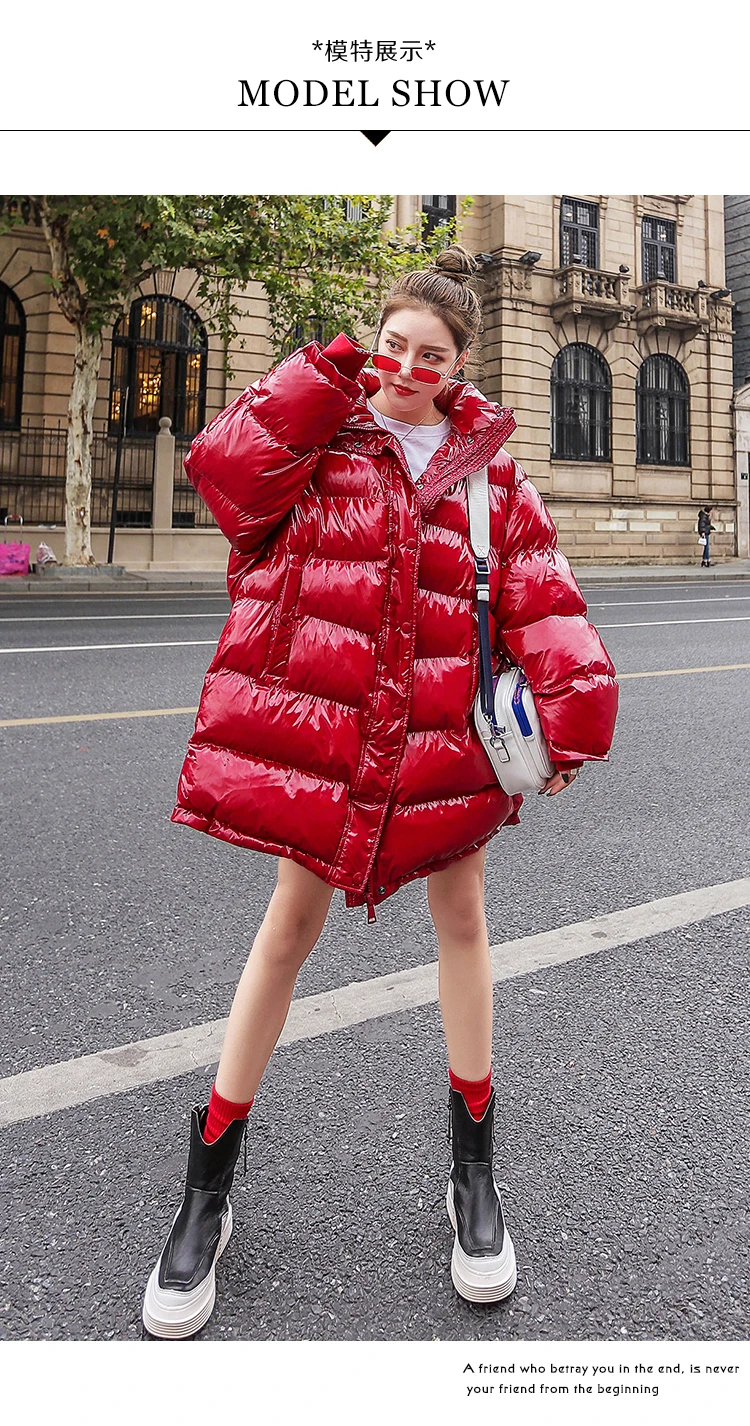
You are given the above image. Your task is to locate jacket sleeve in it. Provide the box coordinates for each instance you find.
[492,461,619,766]
[184,333,369,560]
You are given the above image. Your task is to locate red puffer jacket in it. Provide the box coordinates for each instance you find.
[172,333,618,921]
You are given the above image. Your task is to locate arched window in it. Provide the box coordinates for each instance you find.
[0,283,26,430]
[636,355,689,465]
[280,317,336,359]
[109,295,207,436]
[551,344,611,461]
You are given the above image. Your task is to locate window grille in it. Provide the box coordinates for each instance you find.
[636,354,689,465]
[560,196,599,268]
[109,295,207,437]
[0,283,25,430]
[421,195,457,238]
[280,318,338,358]
[344,199,364,222]
[642,216,677,284]
[551,343,611,461]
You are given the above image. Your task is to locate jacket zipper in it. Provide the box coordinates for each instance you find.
[359,470,424,923]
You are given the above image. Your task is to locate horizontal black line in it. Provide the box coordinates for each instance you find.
[2,127,749,134]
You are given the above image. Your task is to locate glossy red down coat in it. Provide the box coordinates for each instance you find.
[171,333,619,918]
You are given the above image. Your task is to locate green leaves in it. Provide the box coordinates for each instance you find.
[1,193,471,356]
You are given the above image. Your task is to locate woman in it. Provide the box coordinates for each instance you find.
[142,246,619,1339]
[698,505,716,567]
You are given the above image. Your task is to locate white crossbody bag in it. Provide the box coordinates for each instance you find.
[467,466,555,795]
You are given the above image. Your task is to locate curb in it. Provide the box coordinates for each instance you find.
[0,573,228,595]
[574,565,750,587]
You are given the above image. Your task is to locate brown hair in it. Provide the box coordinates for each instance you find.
[379,244,482,356]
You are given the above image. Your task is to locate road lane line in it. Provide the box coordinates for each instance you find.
[579,580,750,592]
[0,612,227,623]
[618,662,750,679]
[0,593,228,604]
[0,707,200,728]
[0,599,745,625]
[1,876,748,1127]
[3,662,750,728]
[0,639,218,654]
[597,616,750,629]
[589,596,750,608]
[3,599,744,623]
[3,620,750,654]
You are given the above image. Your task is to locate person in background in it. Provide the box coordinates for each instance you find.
[698,505,716,567]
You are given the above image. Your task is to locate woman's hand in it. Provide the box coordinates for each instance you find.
[538,767,582,797]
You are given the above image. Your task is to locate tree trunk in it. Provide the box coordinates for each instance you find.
[64,324,103,565]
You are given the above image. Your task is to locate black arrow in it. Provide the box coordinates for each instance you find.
[361,130,390,146]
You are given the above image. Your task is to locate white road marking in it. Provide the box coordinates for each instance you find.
[0,612,227,623]
[2,617,749,654]
[0,592,228,603]
[589,596,750,609]
[1,876,748,1127]
[1,597,738,624]
[579,580,750,593]
[0,639,218,654]
[597,616,750,629]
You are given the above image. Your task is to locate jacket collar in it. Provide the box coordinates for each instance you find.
[345,371,517,511]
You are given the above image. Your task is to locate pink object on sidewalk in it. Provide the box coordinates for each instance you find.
[0,541,31,576]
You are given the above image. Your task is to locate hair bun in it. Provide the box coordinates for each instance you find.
[432,244,478,285]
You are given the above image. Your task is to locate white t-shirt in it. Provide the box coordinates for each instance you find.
[367,398,451,482]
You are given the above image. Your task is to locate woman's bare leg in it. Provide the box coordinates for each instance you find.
[214,858,335,1102]
[427,846,493,1080]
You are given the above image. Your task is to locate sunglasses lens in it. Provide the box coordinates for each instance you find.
[371,353,447,385]
[411,367,443,385]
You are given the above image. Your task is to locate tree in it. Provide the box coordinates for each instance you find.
[0,196,467,565]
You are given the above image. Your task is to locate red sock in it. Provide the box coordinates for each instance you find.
[449,1067,492,1122]
[204,1085,254,1144]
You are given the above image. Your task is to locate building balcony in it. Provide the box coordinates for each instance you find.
[550,266,635,329]
[634,281,709,334]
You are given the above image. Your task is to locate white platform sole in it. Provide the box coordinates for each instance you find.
[446,1176,517,1303]
[142,1200,233,1340]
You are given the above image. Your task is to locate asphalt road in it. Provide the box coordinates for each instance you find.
[0,578,749,1343]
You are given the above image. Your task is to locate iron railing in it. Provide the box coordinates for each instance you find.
[0,422,155,527]
[172,437,217,528]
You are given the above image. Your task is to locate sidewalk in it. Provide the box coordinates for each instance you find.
[1,559,750,595]
[0,568,229,594]
[572,558,750,586]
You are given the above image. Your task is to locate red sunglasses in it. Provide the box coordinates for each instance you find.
[369,351,459,386]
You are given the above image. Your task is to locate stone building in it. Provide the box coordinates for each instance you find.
[724,196,750,556]
[0,195,738,568]
[725,196,750,389]
[454,195,736,566]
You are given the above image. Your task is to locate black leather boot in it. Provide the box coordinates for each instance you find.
[142,1105,246,1339]
[446,1087,517,1303]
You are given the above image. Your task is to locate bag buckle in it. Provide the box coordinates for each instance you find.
[474,555,490,602]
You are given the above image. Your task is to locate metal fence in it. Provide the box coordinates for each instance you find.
[172,437,217,528]
[0,422,155,527]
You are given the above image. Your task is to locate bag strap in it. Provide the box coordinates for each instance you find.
[466,466,500,735]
